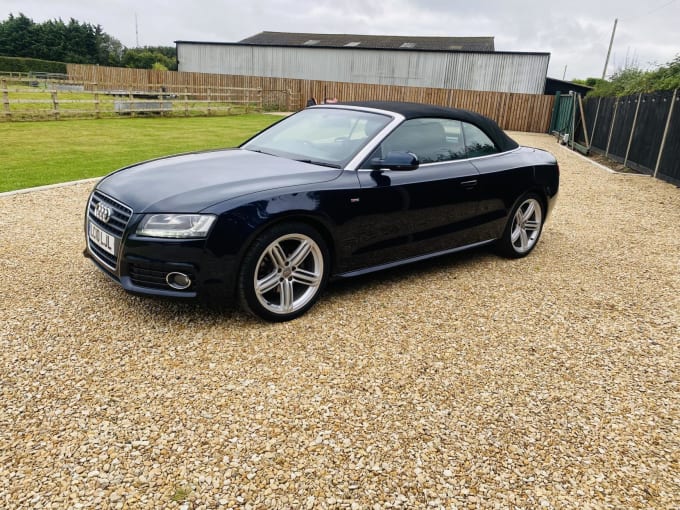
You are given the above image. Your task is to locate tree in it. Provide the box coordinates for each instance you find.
[0,13,36,57]
[96,28,124,67]
[0,13,177,70]
[0,13,126,67]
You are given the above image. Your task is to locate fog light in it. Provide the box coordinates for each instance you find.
[166,272,192,290]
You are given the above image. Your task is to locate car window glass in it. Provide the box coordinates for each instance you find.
[375,118,467,165]
[243,108,391,166]
[462,122,499,157]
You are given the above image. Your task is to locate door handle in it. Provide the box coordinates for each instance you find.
[460,179,478,189]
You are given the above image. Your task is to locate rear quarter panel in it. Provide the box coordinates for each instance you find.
[470,147,558,239]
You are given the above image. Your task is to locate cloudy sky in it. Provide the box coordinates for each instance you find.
[2,0,678,80]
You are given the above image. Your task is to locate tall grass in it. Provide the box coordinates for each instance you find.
[0,115,280,192]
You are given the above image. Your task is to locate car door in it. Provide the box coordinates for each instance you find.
[340,118,485,272]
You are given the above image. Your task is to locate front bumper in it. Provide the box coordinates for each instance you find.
[84,247,200,298]
[84,189,242,302]
[84,231,238,302]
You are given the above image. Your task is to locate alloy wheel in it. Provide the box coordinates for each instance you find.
[510,197,543,254]
[253,233,324,315]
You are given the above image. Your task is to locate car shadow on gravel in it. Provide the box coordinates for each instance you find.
[134,295,256,324]
[89,278,257,325]
[323,245,494,300]
[90,245,496,324]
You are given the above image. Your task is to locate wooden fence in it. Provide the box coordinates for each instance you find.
[573,90,680,186]
[68,64,555,133]
[0,77,264,121]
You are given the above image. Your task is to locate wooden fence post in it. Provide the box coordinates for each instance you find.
[548,91,561,133]
[605,99,619,157]
[623,93,642,168]
[159,87,166,116]
[51,89,60,120]
[94,82,100,118]
[654,88,678,179]
[286,88,291,112]
[207,88,212,116]
[569,93,576,150]
[1,79,10,119]
[184,87,189,116]
[578,94,590,148]
[588,97,602,150]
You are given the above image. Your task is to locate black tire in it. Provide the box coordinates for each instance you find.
[497,193,545,259]
[237,222,329,322]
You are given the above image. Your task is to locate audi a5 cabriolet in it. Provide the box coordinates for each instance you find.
[84,101,559,321]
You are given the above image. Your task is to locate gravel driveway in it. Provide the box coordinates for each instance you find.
[1,133,678,509]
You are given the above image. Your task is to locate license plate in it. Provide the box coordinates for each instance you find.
[89,222,116,256]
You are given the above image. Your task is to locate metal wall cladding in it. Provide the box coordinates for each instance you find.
[177,44,549,95]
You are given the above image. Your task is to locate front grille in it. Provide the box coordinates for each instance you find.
[129,262,195,291]
[87,190,133,272]
[88,191,133,236]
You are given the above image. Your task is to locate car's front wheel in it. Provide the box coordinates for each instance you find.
[497,193,545,258]
[238,223,329,321]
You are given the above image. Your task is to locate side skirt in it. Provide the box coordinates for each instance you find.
[334,239,497,279]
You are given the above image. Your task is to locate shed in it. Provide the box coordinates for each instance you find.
[176,38,550,95]
[545,77,593,96]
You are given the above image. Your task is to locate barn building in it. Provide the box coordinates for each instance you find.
[176,31,551,95]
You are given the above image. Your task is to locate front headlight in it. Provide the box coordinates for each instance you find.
[136,214,216,239]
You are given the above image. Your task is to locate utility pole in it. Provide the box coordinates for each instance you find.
[562,65,567,80]
[602,18,618,79]
[135,13,139,47]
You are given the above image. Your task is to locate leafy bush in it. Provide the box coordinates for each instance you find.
[586,55,680,97]
[122,48,176,71]
[0,55,66,73]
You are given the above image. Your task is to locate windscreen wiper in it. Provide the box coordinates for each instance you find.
[247,148,278,157]
[295,159,342,169]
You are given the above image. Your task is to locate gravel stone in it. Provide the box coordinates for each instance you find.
[0,133,678,509]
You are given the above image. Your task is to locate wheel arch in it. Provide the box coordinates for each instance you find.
[508,185,549,220]
[232,211,337,295]
[529,186,549,215]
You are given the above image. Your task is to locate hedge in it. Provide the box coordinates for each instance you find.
[0,56,67,74]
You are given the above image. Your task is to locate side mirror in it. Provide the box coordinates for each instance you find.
[370,151,419,171]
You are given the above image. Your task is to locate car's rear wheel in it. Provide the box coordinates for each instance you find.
[498,193,544,258]
[238,223,329,322]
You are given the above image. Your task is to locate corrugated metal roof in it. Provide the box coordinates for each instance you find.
[237,31,495,51]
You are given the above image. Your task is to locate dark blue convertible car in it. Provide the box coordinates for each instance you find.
[85,101,559,321]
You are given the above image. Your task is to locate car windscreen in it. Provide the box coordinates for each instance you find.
[241,108,393,168]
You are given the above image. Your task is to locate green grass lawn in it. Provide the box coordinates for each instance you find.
[0,115,280,192]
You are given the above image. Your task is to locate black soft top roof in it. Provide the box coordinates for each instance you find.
[340,101,519,152]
